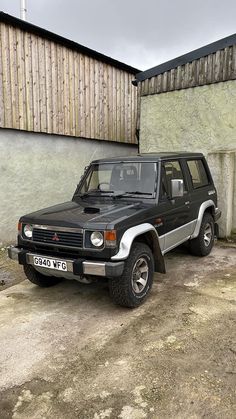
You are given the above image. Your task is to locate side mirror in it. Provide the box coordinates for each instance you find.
[171,179,184,198]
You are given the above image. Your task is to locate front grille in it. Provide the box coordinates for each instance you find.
[32,228,83,248]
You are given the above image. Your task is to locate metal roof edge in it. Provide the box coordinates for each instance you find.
[0,11,140,74]
[135,33,236,82]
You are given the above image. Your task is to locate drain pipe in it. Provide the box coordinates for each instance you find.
[20,0,27,21]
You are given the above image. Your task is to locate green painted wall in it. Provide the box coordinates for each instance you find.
[140,80,236,237]
[140,81,236,155]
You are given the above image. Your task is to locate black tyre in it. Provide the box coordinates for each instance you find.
[23,265,62,287]
[109,242,154,308]
[189,213,214,256]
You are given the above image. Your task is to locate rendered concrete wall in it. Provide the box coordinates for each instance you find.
[233,153,236,234]
[140,80,236,237]
[207,152,235,237]
[0,129,137,244]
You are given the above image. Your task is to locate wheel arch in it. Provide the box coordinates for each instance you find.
[111,223,166,274]
[191,200,215,239]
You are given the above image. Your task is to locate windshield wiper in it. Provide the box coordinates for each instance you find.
[75,190,115,199]
[114,191,153,197]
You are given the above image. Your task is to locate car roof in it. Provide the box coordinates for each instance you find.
[92,152,204,164]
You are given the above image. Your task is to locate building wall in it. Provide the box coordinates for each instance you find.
[0,21,138,144]
[139,45,236,96]
[140,80,236,236]
[0,129,137,244]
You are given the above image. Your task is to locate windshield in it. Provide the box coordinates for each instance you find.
[77,162,157,198]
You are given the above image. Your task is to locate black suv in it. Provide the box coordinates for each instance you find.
[8,153,221,307]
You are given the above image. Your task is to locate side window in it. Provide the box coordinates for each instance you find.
[161,160,186,198]
[187,160,209,189]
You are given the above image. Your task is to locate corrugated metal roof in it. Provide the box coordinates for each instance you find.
[0,11,140,74]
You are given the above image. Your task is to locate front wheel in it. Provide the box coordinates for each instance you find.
[189,213,214,256]
[109,243,154,308]
[24,265,62,287]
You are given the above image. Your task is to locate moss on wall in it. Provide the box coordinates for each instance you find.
[140,81,236,155]
[140,80,236,236]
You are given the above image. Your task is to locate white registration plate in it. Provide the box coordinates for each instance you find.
[33,256,68,272]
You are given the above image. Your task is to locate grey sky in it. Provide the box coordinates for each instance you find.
[1,0,236,70]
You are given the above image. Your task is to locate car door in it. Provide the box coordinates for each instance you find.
[158,159,193,253]
[184,158,215,221]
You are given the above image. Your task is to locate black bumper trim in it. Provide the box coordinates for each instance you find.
[8,247,124,278]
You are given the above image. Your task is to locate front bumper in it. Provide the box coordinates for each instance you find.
[8,246,124,278]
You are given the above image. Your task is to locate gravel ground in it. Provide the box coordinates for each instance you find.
[0,243,236,419]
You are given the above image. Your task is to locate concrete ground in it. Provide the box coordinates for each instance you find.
[0,243,235,419]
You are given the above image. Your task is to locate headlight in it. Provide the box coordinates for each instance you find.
[90,231,103,247]
[24,224,33,239]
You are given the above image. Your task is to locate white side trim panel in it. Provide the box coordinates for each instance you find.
[161,219,197,254]
[111,223,160,261]
[190,200,215,239]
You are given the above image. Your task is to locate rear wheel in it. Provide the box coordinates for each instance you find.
[24,265,62,287]
[189,213,214,256]
[109,242,154,308]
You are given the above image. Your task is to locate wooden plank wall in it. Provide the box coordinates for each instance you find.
[140,45,236,96]
[0,22,138,144]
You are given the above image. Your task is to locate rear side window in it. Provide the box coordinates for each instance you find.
[187,160,209,189]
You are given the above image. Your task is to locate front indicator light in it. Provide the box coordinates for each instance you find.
[24,224,33,239]
[18,222,22,233]
[105,230,117,248]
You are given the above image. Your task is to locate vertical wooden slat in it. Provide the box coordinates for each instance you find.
[156,74,162,93]
[94,58,100,139]
[99,61,105,140]
[89,57,95,139]
[16,28,26,130]
[78,54,85,138]
[38,37,47,131]
[231,45,236,78]
[116,69,121,141]
[175,66,182,90]
[0,23,5,127]
[62,46,70,135]
[31,35,40,132]
[103,64,109,140]
[227,47,233,80]
[189,61,196,87]
[169,69,175,90]
[198,57,205,85]
[120,70,125,142]
[68,49,76,136]
[8,27,20,129]
[126,73,132,143]
[123,72,129,142]
[74,52,80,136]
[149,77,155,94]
[112,66,117,141]
[108,65,113,141]
[57,44,64,135]
[24,31,34,131]
[214,50,221,82]
[222,47,229,81]
[206,54,213,84]
[51,42,59,134]
[45,39,53,133]
[1,24,12,127]
[84,55,90,138]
